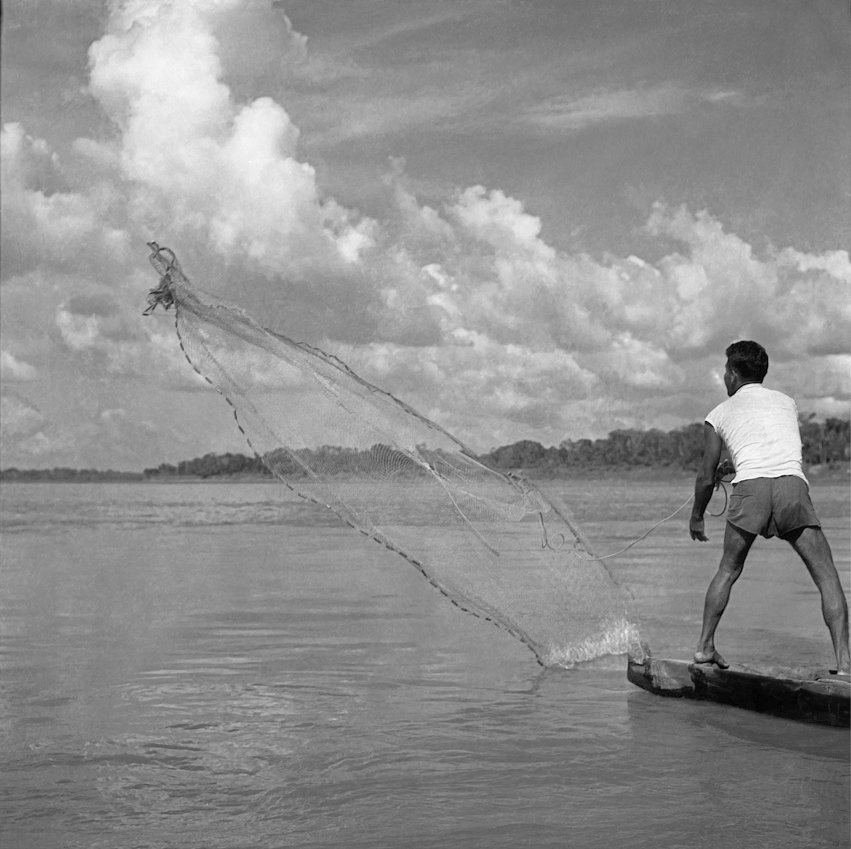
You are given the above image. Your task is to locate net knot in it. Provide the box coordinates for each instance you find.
[142,241,178,315]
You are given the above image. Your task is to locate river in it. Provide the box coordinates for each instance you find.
[1,477,848,848]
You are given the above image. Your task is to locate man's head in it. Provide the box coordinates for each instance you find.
[724,340,768,395]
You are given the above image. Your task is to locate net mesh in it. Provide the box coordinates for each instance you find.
[145,243,644,667]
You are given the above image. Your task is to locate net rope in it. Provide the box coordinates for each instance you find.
[144,243,645,667]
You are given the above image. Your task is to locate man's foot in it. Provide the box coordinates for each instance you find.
[694,649,729,668]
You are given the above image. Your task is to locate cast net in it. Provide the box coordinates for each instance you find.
[144,243,644,667]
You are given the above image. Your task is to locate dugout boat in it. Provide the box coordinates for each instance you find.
[627,655,850,728]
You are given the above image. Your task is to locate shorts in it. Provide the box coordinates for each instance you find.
[726,476,820,539]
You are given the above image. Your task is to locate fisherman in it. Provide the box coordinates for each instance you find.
[689,340,850,674]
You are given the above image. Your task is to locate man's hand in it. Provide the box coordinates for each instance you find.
[690,516,708,542]
[714,459,735,484]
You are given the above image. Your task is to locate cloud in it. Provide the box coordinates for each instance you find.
[0,393,45,441]
[778,246,851,281]
[452,186,554,256]
[0,351,38,382]
[337,190,849,442]
[1,0,847,468]
[525,84,692,130]
[522,83,754,133]
[0,122,130,278]
[56,307,101,350]
[645,203,851,358]
[86,0,374,279]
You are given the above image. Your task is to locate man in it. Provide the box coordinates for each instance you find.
[689,340,850,674]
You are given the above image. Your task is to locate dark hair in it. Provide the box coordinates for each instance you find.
[725,340,768,382]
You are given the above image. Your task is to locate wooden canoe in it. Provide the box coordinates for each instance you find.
[627,656,850,728]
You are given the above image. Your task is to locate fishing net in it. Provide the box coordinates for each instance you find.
[144,243,644,667]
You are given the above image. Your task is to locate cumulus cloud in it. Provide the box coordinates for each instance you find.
[0,394,45,441]
[336,188,849,441]
[50,290,209,388]
[1,123,131,278]
[56,306,101,351]
[0,351,38,381]
[645,203,851,358]
[86,0,374,278]
[1,0,848,467]
[778,247,851,280]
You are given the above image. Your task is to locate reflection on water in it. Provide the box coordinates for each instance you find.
[1,479,848,848]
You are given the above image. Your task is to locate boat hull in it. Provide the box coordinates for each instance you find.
[627,656,850,728]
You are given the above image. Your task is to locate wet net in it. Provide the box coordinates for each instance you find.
[144,243,643,667]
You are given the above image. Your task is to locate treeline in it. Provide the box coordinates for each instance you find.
[140,417,849,479]
[143,452,269,479]
[799,415,851,466]
[3,417,847,482]
[484,416,849,474]
[487,417,849,473]
[0,467,143,482]
[143,446,446,479]
[483,426,707,474]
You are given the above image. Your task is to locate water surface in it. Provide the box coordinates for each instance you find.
[2,478,848,848]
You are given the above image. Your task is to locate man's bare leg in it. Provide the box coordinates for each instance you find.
[786,526,850,674]
[695,523,756,668]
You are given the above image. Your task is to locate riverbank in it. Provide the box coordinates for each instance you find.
[2,462,847,484]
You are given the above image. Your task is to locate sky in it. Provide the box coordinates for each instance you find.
[1,0,849,470]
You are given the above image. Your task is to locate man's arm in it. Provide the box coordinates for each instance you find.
[690,422,723,542]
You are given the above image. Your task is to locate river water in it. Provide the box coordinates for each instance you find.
[1,477,848,848]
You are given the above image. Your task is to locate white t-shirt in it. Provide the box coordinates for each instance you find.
[705,383,807,484]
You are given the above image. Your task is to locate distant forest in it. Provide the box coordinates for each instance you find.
[2,416,847,482]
